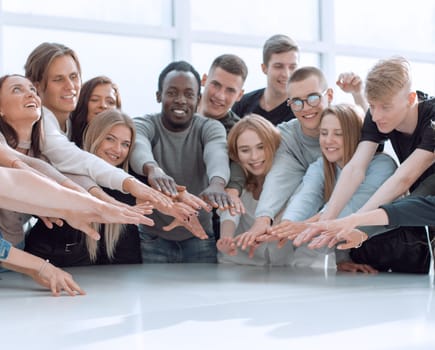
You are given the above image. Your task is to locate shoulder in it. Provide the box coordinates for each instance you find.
[234,89,264,110]
[305,157,324,175]
[277,119,300,138]
[226,109,241,121]
[42,107,61,130]
[193,114,224,131]
[134,113,159,124]
[239,88,265,101]
[418,98,435,121]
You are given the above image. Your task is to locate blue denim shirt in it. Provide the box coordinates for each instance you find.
[0,237,12,260]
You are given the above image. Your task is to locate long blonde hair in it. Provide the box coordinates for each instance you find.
[321,104,364,202]
[82,109,136,261]
[227,114,281,192]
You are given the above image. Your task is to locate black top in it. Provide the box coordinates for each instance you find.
[25,188,142,267]
[361,93,435,191]
[218,110,240,135]
[232,88,295,126]
[97,188,142,265]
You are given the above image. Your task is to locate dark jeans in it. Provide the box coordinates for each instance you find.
[350,226,433,274]
[140,230,217,263]
[25,220,91,267]
[25,220,142,267]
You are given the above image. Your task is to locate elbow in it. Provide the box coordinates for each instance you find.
[394,173,417,195]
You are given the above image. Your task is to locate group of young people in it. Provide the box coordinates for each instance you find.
[0,34,434,296]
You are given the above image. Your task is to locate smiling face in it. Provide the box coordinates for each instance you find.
[200,67,244,120]
[87,83,117,123]
[288,75,331,137]
[158,70,200,132]
[37,55,81,123]
[0,75,41,127]
[95,124,132,167]
[319,113,345,168]
[262,50,299,97]
[236,128,267,177]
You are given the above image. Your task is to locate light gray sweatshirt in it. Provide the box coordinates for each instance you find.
[255,119,322,219]
[130,113,230,241]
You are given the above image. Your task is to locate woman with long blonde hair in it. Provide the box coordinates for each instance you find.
[82,109,144,263]
[26,109,151,265]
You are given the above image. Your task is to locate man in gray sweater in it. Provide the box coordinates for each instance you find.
[130,61,231,263]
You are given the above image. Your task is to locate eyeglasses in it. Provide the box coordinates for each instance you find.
[287,90,328,112]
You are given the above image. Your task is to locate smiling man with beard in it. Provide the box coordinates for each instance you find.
[130,61,232,263]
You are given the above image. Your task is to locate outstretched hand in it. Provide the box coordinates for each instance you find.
[62,200,156,241]
[147,166,178,197]
[31,262,86,296]
[225,188,246,216]
[217,237,238,256]
[124,177,173,208]
[337,261,377,274]
[162,209,208,240]
[176,185,211,213]
[200,180,234,211]
[334,229,369,250]
[269,220,310,241]
[234,217,270,251]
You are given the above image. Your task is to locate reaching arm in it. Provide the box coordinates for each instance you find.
[0,168,155,240]
[358,148,434,212]
[226,161,246,195]
[0,240,85,296]
[320,141,378,220]
[380,195,435,226]
[41,108,129,191]
[217,211,240,256]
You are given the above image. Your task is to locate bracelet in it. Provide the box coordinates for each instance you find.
[38,259,50,277]
[354,230,368,249]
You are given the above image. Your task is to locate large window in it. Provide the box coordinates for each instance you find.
[1,26,172,115]
[191,0,319,41]
[334,0,435,53]
[2,0,172,26]
[0,0,434,116]
[192,43,319,93]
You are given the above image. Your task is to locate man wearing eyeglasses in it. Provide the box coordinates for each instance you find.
[236,66,366,255]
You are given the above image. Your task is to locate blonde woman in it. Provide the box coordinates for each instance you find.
[217,114,293,265]
[82,109,147,263]
[26,109,151,265]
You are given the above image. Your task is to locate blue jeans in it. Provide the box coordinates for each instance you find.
[140,230,217,263]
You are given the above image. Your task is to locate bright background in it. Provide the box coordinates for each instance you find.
[0,0,434,117]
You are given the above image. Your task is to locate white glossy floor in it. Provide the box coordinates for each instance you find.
[1,264,435,350]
